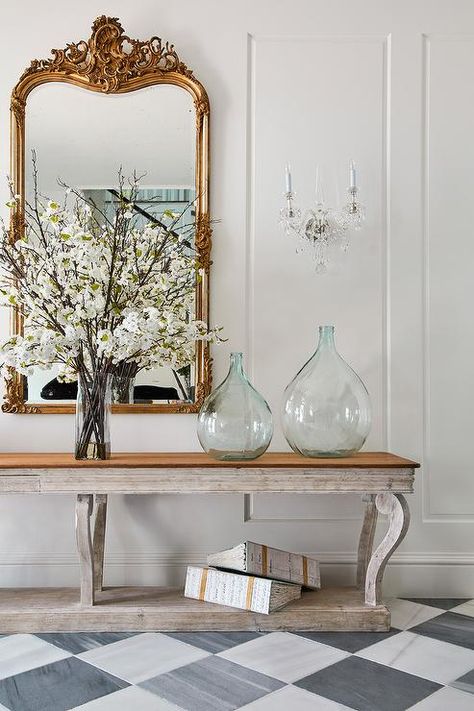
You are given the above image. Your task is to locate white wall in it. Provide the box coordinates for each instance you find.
[26,83,195,194]
[0,0,473,595]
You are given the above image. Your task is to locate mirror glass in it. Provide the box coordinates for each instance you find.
[24,82,197,406]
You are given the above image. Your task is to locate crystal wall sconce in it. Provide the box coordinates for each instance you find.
[279,162,365,272]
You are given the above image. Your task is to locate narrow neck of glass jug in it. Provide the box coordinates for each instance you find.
[229,352,244,377]
[317,325,336,351]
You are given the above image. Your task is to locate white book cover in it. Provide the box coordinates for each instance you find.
[207,541,321,589]
[184,566,301,614]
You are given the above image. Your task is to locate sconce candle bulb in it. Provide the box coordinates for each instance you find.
[285,163,292,193]
[350,160,357,188]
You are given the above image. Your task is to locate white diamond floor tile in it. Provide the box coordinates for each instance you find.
[450,600,474,618]
[386,599,445,630]
[356,630,474,685]
[78,632,209,684]
[407,686,474,710]
[0,633,71,680]
[238,684,355,710]
[218,631,349,683]
[73,685,184,710]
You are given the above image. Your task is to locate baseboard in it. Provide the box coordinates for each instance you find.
[0,551,472,596]
[1,551,472,566]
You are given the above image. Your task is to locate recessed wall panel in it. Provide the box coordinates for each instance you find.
[248,36,388,520]
[425,36,474,515]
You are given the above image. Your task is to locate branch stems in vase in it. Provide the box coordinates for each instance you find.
[75,372,112,460]
[113,362,139,404]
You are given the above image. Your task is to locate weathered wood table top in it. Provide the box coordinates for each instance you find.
[0,451,418,469]
[0,451,419,494]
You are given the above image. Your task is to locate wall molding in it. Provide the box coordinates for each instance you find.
[0,551,472,567]
[243,493,363,522]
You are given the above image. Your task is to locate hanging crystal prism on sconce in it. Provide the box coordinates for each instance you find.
[279,161,365,272]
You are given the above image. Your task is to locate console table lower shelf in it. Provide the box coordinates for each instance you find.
[0,586,389,633]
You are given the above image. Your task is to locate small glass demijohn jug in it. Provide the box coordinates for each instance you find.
[282,326,371,457]
[197,352,273,460]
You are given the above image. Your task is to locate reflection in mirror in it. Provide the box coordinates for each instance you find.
[23,83,197,406]
[4,16,211,415]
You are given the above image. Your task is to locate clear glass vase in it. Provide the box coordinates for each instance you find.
[113,362,139,404]
[197,352,273,460]
[75,372,112,460]
[282,326,371,457]
[112,376,135,404]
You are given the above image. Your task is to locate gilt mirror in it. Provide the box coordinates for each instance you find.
[4,16,211,414]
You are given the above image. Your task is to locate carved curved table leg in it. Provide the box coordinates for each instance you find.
[357,494,378,589]
[93,494,108,593]
[75,494,95,606]
[365,493,410,606]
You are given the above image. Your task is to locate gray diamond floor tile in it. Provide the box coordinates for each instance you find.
[163,631,265,654]
[403,598,471,610]
[35,632,137,655]
[411,611,474,650]
[70,685,182,710]
[294,655,441,711]
[293,628,401,653]
[0,656,129,711]
[451,668,474,695]
[140,654,284,711]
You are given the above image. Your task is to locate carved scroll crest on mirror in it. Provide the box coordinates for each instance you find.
[5,16,211,414]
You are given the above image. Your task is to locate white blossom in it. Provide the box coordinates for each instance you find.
[0,174,222,382]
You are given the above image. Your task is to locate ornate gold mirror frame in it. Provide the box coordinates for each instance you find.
[4,15,211,414]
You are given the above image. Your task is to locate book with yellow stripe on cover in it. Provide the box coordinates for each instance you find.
[184,566,301,614]
[207,541,321,590]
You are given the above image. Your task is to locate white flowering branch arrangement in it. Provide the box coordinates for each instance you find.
[0,160,221,457]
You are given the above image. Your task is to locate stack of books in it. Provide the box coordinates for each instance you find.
[184,541,320,615]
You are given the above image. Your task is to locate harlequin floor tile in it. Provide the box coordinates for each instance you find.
[294,656,441,711]
[36,632,137,655]
[237,684,355,710]
[73,684,183,709]
[163,631,265,654]
[408,685,474,710]
[386,598,444,630]
[0,633,71,680]
[410,611,474,650]
[78,632,210,683]
[448,599,474,618]
[402,598,471,610]
[294,628,401,653]
[140,654,284,711]
[0,598,471,711]
[218,631,349,683]
[0,656,128,711]
[450,668,474,695]
[356,630,474,684]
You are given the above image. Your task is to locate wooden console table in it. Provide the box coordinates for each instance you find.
[0,452,419,633]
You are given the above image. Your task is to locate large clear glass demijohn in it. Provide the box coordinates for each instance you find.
[282,326,371,457]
